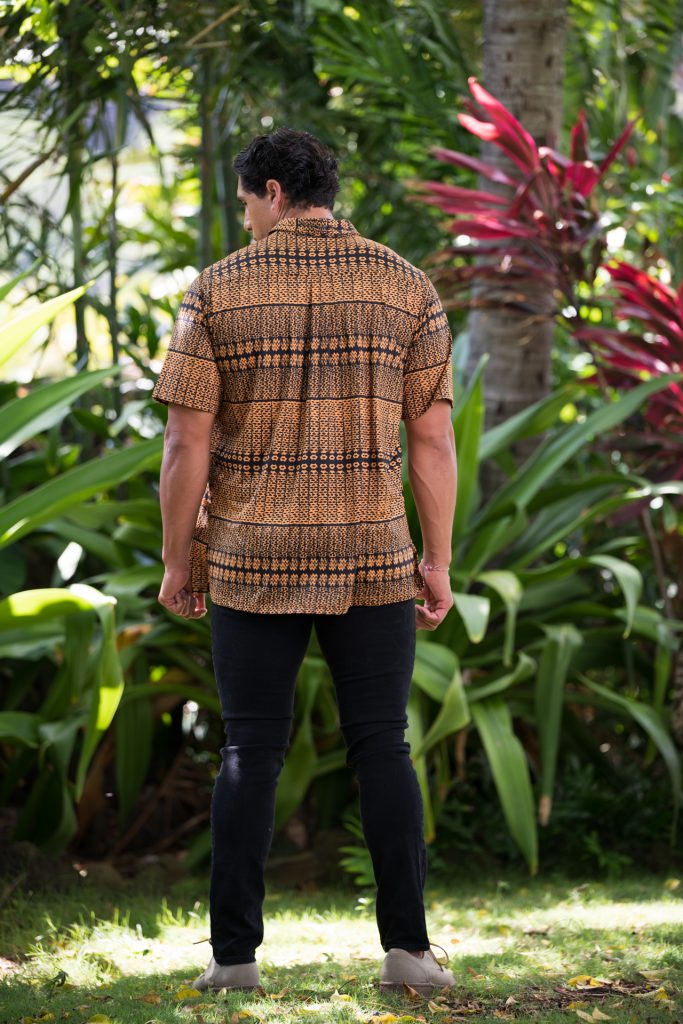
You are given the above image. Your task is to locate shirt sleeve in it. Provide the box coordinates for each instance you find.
[152,275,223,414]
[402,276,454,421]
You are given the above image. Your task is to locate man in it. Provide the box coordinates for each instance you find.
[153,127,458,994]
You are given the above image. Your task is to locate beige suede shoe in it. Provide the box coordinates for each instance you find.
[379,945,455,994]
[193,954,260,992]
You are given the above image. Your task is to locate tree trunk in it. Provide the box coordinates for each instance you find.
[467,0,567,493]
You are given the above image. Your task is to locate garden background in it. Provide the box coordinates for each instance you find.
[1,1,683,1022]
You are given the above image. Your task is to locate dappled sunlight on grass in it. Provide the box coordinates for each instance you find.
[1,874,681,1022]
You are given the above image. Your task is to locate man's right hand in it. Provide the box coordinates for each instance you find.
[415,563,454,631]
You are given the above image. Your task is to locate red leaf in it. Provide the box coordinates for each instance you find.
[570,110,589,162]
[431,147,518,187]
[447,218,540,240]
[598,118,637,177]
[417,182,509,205]
[468,77,540,171]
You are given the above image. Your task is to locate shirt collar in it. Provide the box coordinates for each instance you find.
[268,216,358,238]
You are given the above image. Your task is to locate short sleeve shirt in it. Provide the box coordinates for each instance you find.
[152,217,453,614]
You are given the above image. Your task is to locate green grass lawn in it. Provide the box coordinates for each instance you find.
[1,871,681,1024]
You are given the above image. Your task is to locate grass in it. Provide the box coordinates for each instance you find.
[1,870,682,1023]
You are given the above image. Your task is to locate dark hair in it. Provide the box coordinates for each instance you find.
[233,127,340,210]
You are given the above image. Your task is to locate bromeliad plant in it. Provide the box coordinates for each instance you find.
[577,260,683,474]
[416,76,635,315]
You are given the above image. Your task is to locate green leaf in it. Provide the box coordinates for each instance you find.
[275,666,322,830]
[407,690,435,843]
[588,555,642,637]
[71,585,125,801]
[115,698,153,825]
[535,625,582,825]
[579,675,681,840]
[412,641,458,701]
[0,368,119,459]
[452,592,489,643]
[467,652,536,702]
[0,284,90,370]
[0,711,43,747]
[479,387,577,461]
[0,436,162,548]
[471,698,538,873]
[0,587,100,629]
[452,356,485,540]
[412,664,470,758]
[477,571,522,666]
[480,375,683,525]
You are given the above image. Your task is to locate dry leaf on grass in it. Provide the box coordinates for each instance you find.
[403,982,422,1000]
[427,1000,451,1013]
[136,994,161,1005]
[575,1009,611,1021]
[173,985,201,1000]
[269,987,289,1000]
[566,975,612,989]
[330,989,352,1002]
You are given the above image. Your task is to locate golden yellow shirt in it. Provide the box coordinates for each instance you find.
[152,217,453,614]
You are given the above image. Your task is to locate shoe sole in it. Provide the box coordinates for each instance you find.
[204,984,261,993]
[379,981,450,994]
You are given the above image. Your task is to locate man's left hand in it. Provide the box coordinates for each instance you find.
[159,566,207,619]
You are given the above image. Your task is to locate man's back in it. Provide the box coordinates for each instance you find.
[153,215,453,614]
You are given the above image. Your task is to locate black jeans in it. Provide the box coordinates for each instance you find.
[209,598,430,965]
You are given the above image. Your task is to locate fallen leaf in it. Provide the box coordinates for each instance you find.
[466,967,484,980]
[341,974,357,982]
[136,994,162,1005]
[330,990,352,1002]
[568,1002,589,1010]
[173,985,201,1000]
[664,877,680,891]
[269,988,289,1000]
[566,975,611,989]
[402,982,421,1000]
[371,1016,399,1023]
[85,1017,112,1024]
[504,996,517,1006]
[426,1001,450,1014]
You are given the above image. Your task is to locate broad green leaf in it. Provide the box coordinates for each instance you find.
[479,387,578,461]
[0,587,99,628]
[460,506,529,574]
[0,259,42,303]
[471,698,538,874]
[0,436,162,547]
[0,711,43,747]
[535,625,582,825]
[72,584,124,800]
[588,555,642,637]
[452,356,485,540]
[407,690,435,842]
[0,284,90,370]
[412,666,470,758]
[115,697,153,824]
[0,368,119,459]
[579,676,681,840]
[275,666,322,830]
[452,592,489,643]
[480,375,683,525]
[477,570,522,666]
[412,641,458,702]
[467,652,535,702]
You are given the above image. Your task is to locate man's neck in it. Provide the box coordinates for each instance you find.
[280,206,334,221]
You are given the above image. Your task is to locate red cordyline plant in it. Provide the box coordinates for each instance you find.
[417,76,636,314]
[577,261,683,474]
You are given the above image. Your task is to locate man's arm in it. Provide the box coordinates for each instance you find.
[404,398,457,630]
[158,403,215,618]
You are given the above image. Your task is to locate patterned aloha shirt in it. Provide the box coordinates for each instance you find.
[152,216,453,614]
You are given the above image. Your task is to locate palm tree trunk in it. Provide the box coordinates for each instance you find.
[467,0,567,493]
